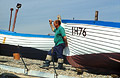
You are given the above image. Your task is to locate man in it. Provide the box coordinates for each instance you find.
[42,19,68,69]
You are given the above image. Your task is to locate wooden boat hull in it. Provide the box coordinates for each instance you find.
[62,20,120,73]
[0,30,54,60]
[66,53,120,73]
[0,19,120,73]
[0,30,68,62]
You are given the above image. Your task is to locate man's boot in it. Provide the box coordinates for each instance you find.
[42,60,50,67]
[41,55,52,67]
[57,58,64,69]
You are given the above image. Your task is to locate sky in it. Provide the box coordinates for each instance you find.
[0,0,120,35]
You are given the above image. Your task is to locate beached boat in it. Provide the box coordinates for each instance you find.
[62,19,120,73]
[0,30,54,60]
[0,19,120,73]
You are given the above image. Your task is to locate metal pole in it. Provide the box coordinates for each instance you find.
[8,8,13,31]
[51,47,58,78]
[12,3,22,32]
[12,9,19,32]
[18,45,29,74]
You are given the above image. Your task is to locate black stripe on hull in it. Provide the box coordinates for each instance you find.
[0,43,47,60]
[0,43,68,63]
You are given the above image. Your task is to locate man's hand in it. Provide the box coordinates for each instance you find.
[63,36,68,47]
[49,19,55,32]
[49,19,52,24]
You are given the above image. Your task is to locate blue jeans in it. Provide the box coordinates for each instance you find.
[48,43,65,59]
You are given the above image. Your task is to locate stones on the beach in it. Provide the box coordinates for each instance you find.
[0,56,113,78]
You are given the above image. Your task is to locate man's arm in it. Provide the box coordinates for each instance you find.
[63,36,68,47]
[49,19,55,32]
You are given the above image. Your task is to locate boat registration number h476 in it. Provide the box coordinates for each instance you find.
[72,27,86,37]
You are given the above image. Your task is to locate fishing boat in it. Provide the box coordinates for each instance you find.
[0,30,54,60]
[62,19,120,73]
[0,19,120,73]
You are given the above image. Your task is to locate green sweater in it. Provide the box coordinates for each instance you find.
[54,25,66,46]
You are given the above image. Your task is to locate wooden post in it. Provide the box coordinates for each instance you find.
[57,15,61,21]
[12,9,19,32]
[95,11,99,21]
[73,17,74,20]
[8,8,13,31]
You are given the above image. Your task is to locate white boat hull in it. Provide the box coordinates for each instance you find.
[62,20,120,73]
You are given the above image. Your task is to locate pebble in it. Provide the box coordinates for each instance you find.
[0,55,114,78]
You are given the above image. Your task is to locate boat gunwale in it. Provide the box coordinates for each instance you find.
[0,30,54,38]
[62,19,120,28]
